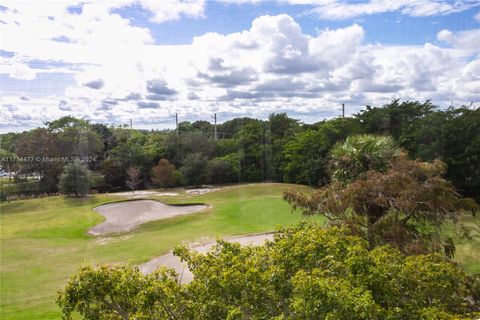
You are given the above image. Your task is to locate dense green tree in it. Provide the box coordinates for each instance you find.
[209,158,237,184]
[164,131,214,167]
[234,121,272,182]
[192,120,214,135]
[177,120,194,134]
[0,132,20,153]
[283,118,364,185]
[217,117,259,138]
[46,116,90,131]
[91,123,116,160]
[108,129,153,182]
[399,107,480,201]
[268,113,301,181]
[181,153,210,186]
[14,128,63,192]
[45,116,103,168]
[356,99,436,139]
[100,159,126,190]
[57,266,185,320]
[58,161,92,197]
[58,224,480,320]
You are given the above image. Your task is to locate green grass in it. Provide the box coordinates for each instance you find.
[0,176,41,194]
[1,183,319,319]
[1,183,479,319]
[442,213,480,274]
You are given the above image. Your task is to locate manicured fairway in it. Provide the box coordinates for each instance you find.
[0,183,317,319]
[1,183,479,319]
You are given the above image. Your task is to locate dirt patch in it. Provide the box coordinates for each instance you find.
[138,233,274,283]
[89,200,208,235]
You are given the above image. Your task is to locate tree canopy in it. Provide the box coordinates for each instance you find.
[1,101,478,200]
[58,224,480,320]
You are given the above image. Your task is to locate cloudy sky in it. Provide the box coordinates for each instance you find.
[1,0,479,132]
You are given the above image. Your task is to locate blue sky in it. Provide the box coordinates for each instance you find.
[1,0,479,132]
[116,1,480,46]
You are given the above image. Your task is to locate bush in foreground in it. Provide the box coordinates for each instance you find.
[58,224,480,320]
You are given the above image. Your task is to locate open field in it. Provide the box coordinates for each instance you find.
[1,183,318,319]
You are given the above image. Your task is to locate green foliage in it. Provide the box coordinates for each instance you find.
[100,158,126,190]
[234,121,272,182]
[165,131,214,167]
[209,158,236,184]
[46,116,90,131]
[284,154,479,255]
[400,107,480,201]
[181,153,210,186]
[283,118,364,185]
[356,99,436,139]
[268,113,301,181]
[58,224,480,319]
[1,183,317,319]
[58,161,92,197]
[57,265,185,320]
[329,134,400,184]
[1,100,477,200]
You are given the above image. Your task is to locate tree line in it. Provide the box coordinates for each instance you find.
[1,100,479,201]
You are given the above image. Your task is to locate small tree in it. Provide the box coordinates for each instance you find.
[58,161,92,197]
[126,166,141,192]
[151,159,176,188]
[284,154,479,255]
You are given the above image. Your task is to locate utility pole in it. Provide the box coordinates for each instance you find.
[214,113,218,141]
[175,113,178,136]
[341,103,345,118]
[130,119,132,129]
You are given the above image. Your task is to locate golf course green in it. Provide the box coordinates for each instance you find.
[1,183,478,319]
[1,183,317,319]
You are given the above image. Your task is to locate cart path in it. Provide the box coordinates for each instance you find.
[138,233,274,283]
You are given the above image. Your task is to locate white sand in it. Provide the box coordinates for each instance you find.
[185,188,220,195]
[109,191,180,198]
[89,200,208,235]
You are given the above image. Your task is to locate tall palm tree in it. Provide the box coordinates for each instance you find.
[329,134,400,185]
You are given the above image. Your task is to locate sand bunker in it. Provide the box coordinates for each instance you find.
[138,233,274,283]
[89,200,208,235]
[110,191,180,198]
[185,188,220,195]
